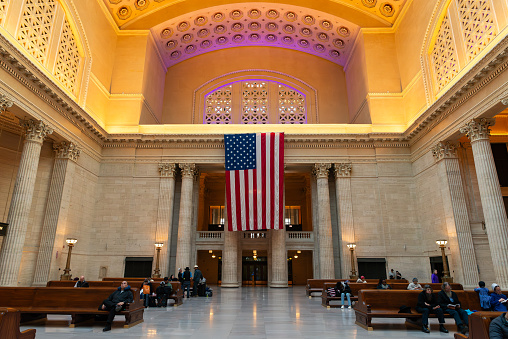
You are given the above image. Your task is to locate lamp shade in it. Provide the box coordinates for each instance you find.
[155,242,164,248]
[347,243,356,249]
[436,240,448,246]
[66,238,77,245]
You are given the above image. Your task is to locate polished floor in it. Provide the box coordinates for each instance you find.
[22,286,458,338]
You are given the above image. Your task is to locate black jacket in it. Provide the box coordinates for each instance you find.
[107,286,134,304]
[183,270,191,282]
[437,290,462,309]
[193,269,203,284]
[417,291,439,309]
[178,272,184,283]
[489,313,508,339]
[377,284,392,289]
[75,281,89,288]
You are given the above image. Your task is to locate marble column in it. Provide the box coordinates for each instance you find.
[432,141,479,287]
[314,163,335,279]
[32,142,80,286]
[270,228,288,287]
[155,163,176,278]
[190,171,200,268]
[0,119,53,286]
[175,164,196,274]
[460,118,508,287]
[334,163,355,279]
[310,175,320,279]
[222,202,240,287]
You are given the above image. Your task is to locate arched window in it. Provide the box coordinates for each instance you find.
[204,80,307,124]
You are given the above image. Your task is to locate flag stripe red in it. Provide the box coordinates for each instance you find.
[244,170,250,231]
[261,133,267,230]
[225,172,233,231]
[269,132,275,230]
[234,171,242,231]
[278,132,284,229]
[253,168,258,230]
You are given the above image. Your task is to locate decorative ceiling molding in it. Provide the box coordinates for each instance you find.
[149,4,361,67]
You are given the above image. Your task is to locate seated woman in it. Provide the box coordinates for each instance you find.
[340,281,353,309]
[490,284,508,312]
[356,276,367,283]
[474,281,491,310]
[376,278,392,289]
[416,285,448,333]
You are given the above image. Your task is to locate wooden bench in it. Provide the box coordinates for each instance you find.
[0,287,144,328]
[0,308,36,339]
[321,282,463,308]
[454,311,505,339]
[353,289,481,331]
[306,278,410,297]
[47,280,184,306]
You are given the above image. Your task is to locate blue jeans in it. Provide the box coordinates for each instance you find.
[341,292,351,306]
[444,308,468,326]
[142,294,149,307]
[183,281,191,298]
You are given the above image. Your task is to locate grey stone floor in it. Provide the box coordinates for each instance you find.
[21,286,457,338]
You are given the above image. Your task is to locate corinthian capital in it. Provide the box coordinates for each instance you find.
[179,163,196,178]
[0,94,13,113]
[459,118,494,142]
[20,119,53,143]
[53,141,80,161]
[159,163,176,178]
[334,163,352,177]
[431,141,457,161]
[313,163,331,179]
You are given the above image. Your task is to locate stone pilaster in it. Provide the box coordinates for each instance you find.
[310,175,319,279]
[154,163,176,278]
[313,163,335,279]
[190,171,200,268]
[0,94,14,113]
[432,141,479,287]
[460,118,508,287]
[269,228,288,287]
[0,119,53,286]
[175,163,196,274]
[32,142,80,286]
[222,201,239,287]
[334,163,355,279]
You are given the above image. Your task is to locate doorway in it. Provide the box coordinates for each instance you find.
[242,256,268,285]
[429,256,450,283]
[197,250,221,284]
[124,257,153,278]
[357,258,387,280]
[287,250,313,285]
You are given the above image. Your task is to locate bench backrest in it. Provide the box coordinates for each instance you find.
[355,289,481,313]
[103,277,164,282]
[47,281,181,295]
[323,282,463,295]
[0,307,35,339]
[468,311,504,339]
[0,287,141,310]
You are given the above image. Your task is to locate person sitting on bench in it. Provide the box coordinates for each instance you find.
[99,281,133,332]
[438,282,468,335]
[416,285,448,333]
[376,278,392,289]
[74,275,89,288]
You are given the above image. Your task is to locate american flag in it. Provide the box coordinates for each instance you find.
[224,133,284,231]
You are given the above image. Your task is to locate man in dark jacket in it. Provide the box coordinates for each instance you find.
[416,285,448,333]
[99,281,133,332]
[438,282,468,334]
[74,275,89,288]
[192,265,203,297]
[489,312,508,339]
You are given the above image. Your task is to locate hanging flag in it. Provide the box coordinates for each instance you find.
[224,133,284,231]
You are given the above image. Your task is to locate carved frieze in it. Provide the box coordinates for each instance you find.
[459,118,495,142]
[179,163,196,178]
[334,163,352,177]
[0,94,13,113]
[158,163,176,178]
[431,141,457,161]
[313,163,331,178]
[20,119,53,143]
[53,141,80,161]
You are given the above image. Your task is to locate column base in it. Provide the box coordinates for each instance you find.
[442,276,454,283]
[269,281,288,288]
[60,273,72,281]
[221,282,240,288]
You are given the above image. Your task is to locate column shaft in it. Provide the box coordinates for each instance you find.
[0,120,52,286]
[314,164,334,279]
[175,164,195,274]
[334,163,355,279]
[155,163,176,278]
[269,229,288,287]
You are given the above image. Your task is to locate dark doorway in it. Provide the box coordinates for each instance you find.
[429,256,450,283]
[242,256,268,285]
[124,257,153,278]
[357,258,387,280]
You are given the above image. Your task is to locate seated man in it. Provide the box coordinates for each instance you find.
[438,282,468,334]
[74,275,89,288]
[416,285,448,333]
[407,277,423,290]
[99,281,133,332]
[489,311,508,339]
[491,284,508,312]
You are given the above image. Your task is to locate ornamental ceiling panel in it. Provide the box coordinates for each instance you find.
[151,4,361,67]
[102,0,408,29]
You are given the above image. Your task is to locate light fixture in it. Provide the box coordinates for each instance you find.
[155,242,163,248]
[346,243,356,249]
[297,250,301,254]
[153,242,164,278]
[347,243,358,280]
[436,239,453,283]
[436,240,448,246]
[294,255,298,259]
[209,250,213,253]
[212,254,216,258]
[61,238,77,280]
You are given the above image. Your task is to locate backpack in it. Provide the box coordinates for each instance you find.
[142,284,151,294]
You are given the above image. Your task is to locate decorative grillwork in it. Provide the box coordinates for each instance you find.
[54,18,81,94]
[431,14,459,92]
[242,82,268,124]
[0,0,9,26]
[278,85,306,124]
[204,85,232,124]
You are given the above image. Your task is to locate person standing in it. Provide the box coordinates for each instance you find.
[177,268,184,283]
[182,267,192,298]
[416,285,448,333]
[438,282,469,335]
[431,269,439,283]
[192,265,203,297]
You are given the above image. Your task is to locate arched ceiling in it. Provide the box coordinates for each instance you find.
[103,0,408,29]
[151,4,361,68]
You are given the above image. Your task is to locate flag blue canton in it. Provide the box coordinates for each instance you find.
[225,134,256,171]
